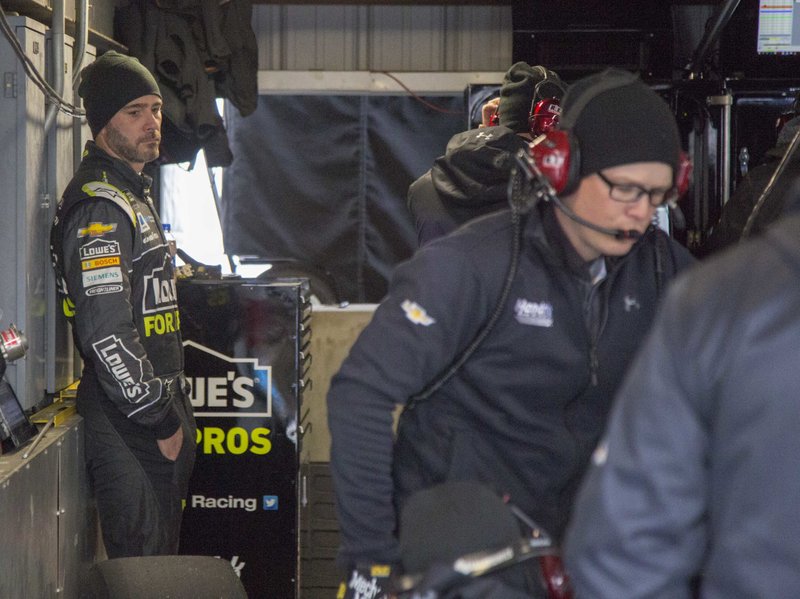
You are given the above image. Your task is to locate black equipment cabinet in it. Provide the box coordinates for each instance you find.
[177,278,311,599]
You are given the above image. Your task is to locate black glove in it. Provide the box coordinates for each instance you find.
[336,564,393,599]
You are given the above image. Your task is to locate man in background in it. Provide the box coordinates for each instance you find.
[701,108,800,254]
[50,51,196,557]
[407,62,566,246]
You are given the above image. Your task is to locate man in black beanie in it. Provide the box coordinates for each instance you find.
[49,51,196,557]
[406,62,567,247]
[329,67,695,599]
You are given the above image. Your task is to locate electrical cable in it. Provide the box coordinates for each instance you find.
[407,160,527,407]
[376,70,466,115]
[0,3,85,117]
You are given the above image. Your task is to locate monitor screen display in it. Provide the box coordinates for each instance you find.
[757,0,800,55]
[720,0,800,79]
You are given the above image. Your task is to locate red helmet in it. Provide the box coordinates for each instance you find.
[529,97,562,137]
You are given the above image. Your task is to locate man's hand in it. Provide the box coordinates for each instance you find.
[157,426,184,461]
[479,96,501,128]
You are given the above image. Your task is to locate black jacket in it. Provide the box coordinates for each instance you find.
[327,202,695,568]
[50,142,183,438]
[701,145,800,255]
[407,126,529,245]
[565,213,800,599]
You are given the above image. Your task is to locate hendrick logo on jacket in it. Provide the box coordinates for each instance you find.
[514,298,553,327]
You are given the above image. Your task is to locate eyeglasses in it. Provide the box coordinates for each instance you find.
[596,171,678,207]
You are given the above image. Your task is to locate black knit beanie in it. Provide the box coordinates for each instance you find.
[499,62,566,133]
[560,68,680,176]
[78,51,161,138]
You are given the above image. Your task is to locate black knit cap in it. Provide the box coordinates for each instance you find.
[78,51,161,138]
[499,62,566,133]
[561,67,680,176]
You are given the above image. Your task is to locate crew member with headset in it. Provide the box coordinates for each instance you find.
[328,67,696,598]
[406,62,566,246]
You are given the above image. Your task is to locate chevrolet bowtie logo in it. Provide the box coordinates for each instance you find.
[77,222,117,238]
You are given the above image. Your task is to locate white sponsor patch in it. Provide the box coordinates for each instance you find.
[82,267,123,288]
[401,299,435,326]
[92,334,156,404]
[79,238,120,260]
[514,298,554,327]
[142,265,178,314]
[86,284,124,296]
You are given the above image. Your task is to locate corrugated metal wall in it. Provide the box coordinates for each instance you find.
[252,4,512,72]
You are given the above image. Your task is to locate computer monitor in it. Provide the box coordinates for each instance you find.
[720,0,800,79]
[757,0,800,55]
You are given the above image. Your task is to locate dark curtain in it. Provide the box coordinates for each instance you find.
[221,94,466,302]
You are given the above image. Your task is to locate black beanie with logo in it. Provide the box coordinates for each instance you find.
[560,67,680,176]
[499,62,566,133]
[78,51,161,138]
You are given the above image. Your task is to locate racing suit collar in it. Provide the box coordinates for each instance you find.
[84,141,153,196]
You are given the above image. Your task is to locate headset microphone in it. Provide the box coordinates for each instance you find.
[512,149,642,241]
[548,194,642,240]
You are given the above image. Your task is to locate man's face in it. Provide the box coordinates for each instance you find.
[96,94,162,172]
[556,161,673,261]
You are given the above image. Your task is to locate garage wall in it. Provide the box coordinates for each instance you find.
[252,4,513,72]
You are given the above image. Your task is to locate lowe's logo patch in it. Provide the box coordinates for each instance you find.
[79,238,120,260]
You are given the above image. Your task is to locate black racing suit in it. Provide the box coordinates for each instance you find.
[50,141,196,557]
[407,125,529,246]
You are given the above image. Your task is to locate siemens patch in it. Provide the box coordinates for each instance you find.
[82,267,123,288]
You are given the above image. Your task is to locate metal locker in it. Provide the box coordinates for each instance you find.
[0,16,47,411]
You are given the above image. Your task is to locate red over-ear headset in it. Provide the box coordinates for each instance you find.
[529,130,691,200]
[488,67,567,136]
[488,96,563,136]
[528,70,692,200]
[529,97,562,137]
